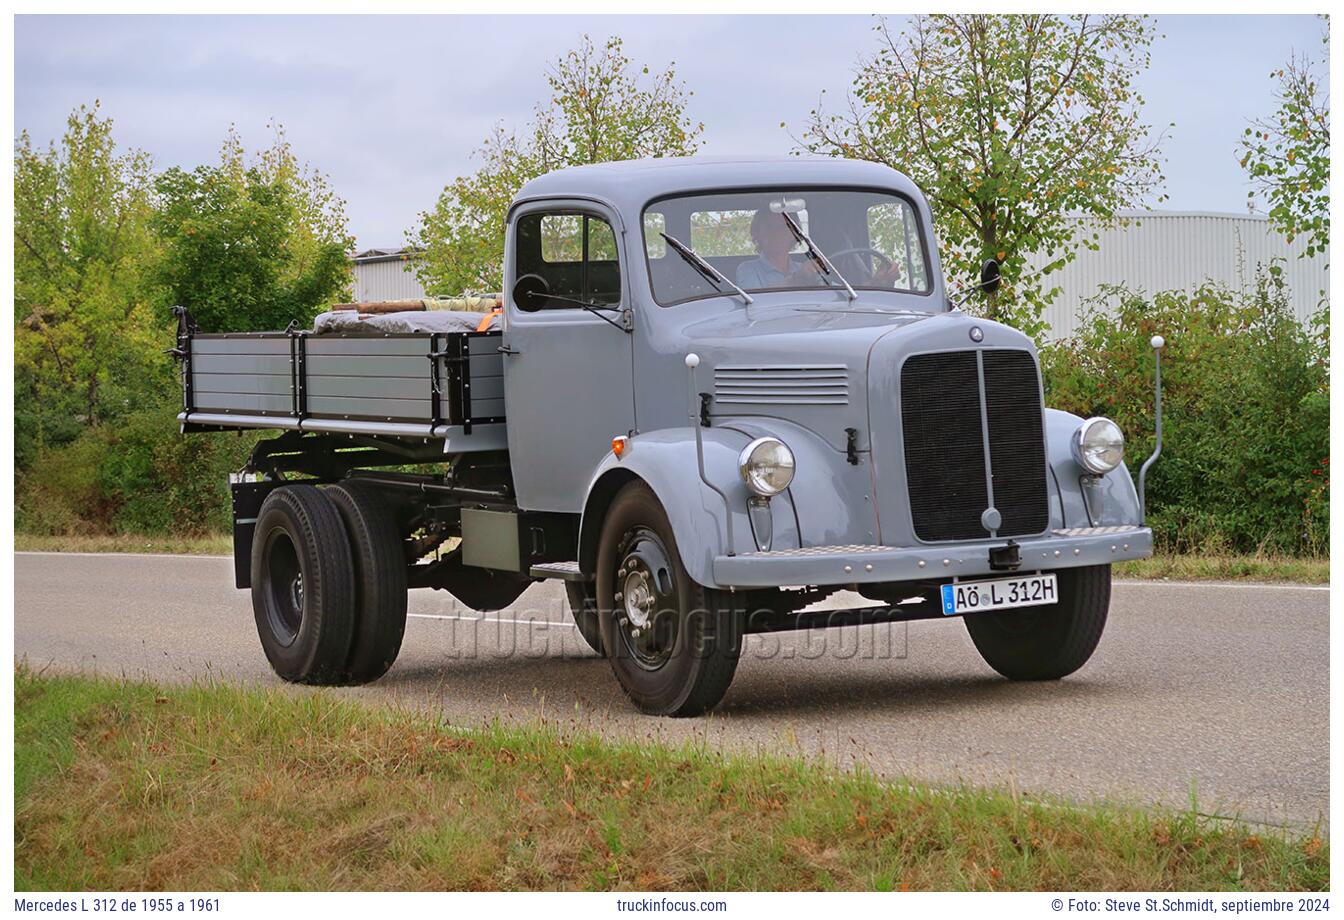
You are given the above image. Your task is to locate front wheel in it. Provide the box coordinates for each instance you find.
[596,482,742,716]
[564,581,605,655]
[963,564,1111,680]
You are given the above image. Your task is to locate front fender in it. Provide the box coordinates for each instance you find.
[1045,409,1141,529]
[578,427,768,587]
[578,418,878,588]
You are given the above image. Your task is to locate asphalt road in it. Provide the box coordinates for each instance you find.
[14,551,1329,828]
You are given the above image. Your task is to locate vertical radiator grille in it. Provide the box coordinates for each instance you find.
[900,349,1049,542]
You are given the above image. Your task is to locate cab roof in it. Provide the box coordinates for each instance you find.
[509,156,928,221]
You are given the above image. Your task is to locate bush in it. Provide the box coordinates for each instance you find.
[1040,269,1328,556]
[15,393,260,537]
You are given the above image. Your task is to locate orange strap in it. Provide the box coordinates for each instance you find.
[475,307,503,332]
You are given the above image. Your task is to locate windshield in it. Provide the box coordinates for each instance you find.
[643,188,931,306]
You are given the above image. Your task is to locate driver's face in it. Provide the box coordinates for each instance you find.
[755,213,795,256]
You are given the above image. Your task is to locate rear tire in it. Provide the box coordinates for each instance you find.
[565,581,605,654]
[963,564,1111,680]
[251,484,355,685]
[324,481,409,683]
[596,482,742,716]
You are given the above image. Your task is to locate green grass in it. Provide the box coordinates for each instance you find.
[15,533,233,556]
[14,668,1327,892]
[1115,554,1329,584]
[16,530,1329,585]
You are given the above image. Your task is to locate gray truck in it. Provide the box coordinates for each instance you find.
[174,156,1158,716]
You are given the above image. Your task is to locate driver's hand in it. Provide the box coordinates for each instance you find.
[870,262,902,287]
[788,263,825,286]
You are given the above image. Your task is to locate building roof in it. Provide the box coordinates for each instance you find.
[510,155,929,222]
[350,247,422,264]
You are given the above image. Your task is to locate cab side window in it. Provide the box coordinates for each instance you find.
[514,211,621,308]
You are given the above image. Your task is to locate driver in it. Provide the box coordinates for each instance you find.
[735,208,823,290]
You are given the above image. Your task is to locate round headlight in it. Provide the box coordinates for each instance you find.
[738,437,796,497]
[1073,417,1124,474]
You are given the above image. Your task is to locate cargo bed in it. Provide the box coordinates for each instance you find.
[175,318,506,450]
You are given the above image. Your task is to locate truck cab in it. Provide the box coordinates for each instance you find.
[176,156,1154,716]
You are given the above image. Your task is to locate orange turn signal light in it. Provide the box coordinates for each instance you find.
[612,436,628,459]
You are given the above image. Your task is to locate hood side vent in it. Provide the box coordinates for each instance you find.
[713,365,849,406]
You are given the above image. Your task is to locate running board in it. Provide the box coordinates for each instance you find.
[529,560,587,582]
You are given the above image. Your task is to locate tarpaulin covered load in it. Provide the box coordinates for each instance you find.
[312,309,500,335]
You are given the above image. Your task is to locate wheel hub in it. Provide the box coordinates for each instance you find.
[613,529,678,670]
[622,566,655,628]
[290,573,304,611]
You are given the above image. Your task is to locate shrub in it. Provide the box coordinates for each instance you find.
[15,394,259,537]
[1040,269,1328,556]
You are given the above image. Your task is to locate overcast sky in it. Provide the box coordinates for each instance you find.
[14,14,1326,250]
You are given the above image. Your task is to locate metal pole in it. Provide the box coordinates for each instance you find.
[1138,335,1165,523]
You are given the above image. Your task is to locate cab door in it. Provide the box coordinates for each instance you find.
[502,202,636,513]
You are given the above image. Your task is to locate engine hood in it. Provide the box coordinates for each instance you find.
[681,299,936,451]
[678,298,1045,549]
[682,299,981,453]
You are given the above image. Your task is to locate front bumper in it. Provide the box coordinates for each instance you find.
[712,526,1151,588]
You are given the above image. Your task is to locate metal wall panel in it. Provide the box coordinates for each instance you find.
[1027,211,1329,340]
[351,256,429,302]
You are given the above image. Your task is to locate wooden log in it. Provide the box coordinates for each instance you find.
[330,296,503,315]
[331,299,427,314]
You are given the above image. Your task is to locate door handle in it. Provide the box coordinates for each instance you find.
[497,345,521,356]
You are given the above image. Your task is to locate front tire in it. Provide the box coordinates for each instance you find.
[251,484,356,685]
[963,564,1111,680]
[564,581,605,655]
[596,482,742,716]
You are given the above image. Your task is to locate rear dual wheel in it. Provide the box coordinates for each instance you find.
[251,482,407,685]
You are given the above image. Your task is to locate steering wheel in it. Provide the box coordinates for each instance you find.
[829,247,893,282]
[512,273,551,312]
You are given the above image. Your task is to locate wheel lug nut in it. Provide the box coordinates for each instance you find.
[614,591,623,602]
[631,627,642,638]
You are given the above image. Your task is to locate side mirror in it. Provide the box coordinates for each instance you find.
[512,274,550,313]
[979,258,1002,294]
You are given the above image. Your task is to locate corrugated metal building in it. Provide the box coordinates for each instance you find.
[1027,211,1328,339]
[350,212,1328,338]
[350,248,428,302]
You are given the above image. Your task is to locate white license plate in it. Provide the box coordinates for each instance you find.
[940,573,1058,616]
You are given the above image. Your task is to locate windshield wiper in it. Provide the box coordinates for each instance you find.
[660,232,754,305]
[779,212,857,301]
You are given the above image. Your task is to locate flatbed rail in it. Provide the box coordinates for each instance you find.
[172,308,506,448]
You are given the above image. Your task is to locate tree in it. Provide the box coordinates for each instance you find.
[154,124,352,333]
[411,35,703,294]
[14,102,165,457]
[800,15,1166,335]
[1239,24,1329,259]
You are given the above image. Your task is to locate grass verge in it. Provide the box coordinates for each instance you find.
[15,668,1327,892]
[15,533,233,556]
[1114,554,1329,585]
